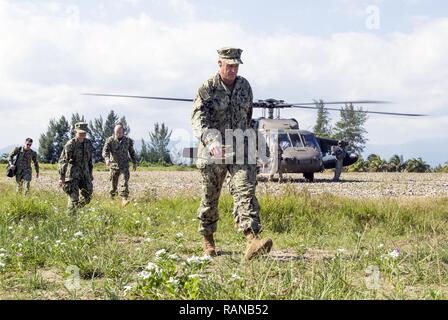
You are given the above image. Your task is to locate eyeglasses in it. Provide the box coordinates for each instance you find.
[26,144,32,147]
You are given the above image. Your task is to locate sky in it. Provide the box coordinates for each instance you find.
[0,0,447,165]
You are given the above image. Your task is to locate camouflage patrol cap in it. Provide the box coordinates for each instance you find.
[218,47,244,65]
[74,122,89,134]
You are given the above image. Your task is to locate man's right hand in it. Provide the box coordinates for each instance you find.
[59,180,64,188]
[208,141,223,158]
[105,159,112,167]
[10,165,15,170]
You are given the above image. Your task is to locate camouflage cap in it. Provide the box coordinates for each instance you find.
[217,47,244,65]
[74,122,89,133]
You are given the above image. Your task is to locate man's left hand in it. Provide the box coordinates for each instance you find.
[133,164,137,172]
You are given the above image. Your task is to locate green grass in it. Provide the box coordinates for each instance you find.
[0,182,447,300]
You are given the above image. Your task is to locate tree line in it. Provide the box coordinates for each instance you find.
[36,110,172,165]
[348,154,445,173]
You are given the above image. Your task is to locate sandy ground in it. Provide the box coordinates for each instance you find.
[2,170,448,199]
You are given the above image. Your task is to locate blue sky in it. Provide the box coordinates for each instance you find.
[1,0,447,165]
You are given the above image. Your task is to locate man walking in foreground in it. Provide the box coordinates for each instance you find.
[58,122,94,214]
[192,47,273,260]
[102,124,138,207]
[8,138,39,195]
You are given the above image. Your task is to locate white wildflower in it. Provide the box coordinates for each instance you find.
[139,271,151,280]
[175,233,184,238]
[200,255,213,262]
[167,277,179,286]
[145,262,158,271]
[187,256,202,264]
[155,249,167,257]
[168,254,180,261]
[230,274,243,281]
[74,231,84,238]
[388,249,400,259]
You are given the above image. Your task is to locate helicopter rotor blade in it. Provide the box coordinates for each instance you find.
[83,93,194,103]
[289,105,427,117]
[289,100,393,106]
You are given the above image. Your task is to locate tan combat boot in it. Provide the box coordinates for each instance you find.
[244,230,273,260]
[203,234,217,257]
[121,198,130,207]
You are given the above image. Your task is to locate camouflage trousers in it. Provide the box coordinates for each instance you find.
[15,170,32,195]
[63,177,93,214]
[109,167,130,199]
[334,158,344,181]
[198,164,261,236]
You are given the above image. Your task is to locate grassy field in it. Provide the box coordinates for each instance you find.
[1,174,448,301]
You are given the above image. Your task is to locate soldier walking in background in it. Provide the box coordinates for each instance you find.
[331,140,346,182]
[102,124,138,207]
[8,138,39,195]
[192,47,273,260]
[58,122,94,214]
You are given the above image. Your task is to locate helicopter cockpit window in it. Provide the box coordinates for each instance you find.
[278,133,292,150]
[302,134,321,151]
[289,134,304,148]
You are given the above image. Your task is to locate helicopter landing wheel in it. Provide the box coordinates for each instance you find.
[303,173,314,182]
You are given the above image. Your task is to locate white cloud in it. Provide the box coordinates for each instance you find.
[0,0,447,163]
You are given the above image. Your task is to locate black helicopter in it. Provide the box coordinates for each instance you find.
[83,93,426,182]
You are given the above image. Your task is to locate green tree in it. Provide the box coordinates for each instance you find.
[333,103,368,154]
[313,100,332,137]
[145,123,172,164]
[38,116,70,163]
[434,162,448,173]
[349,155,368,172]
[387,154,404,172]
[0,153,8,164]
[404,158,431,173]
[366,154,388,172]
[139,139,152,163]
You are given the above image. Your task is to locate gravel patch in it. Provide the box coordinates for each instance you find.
[1,171,447,199]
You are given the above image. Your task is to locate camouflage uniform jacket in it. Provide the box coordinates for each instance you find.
[191,73,253,166]
[102,136,137,170]
[58,138,94,182]
[8,147,39,175]
[331,145,345,160]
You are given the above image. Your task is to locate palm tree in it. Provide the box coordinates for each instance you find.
[350,156,368,172]
[403,158,431,173]
[387,154,403,172]
[367,154,388,172]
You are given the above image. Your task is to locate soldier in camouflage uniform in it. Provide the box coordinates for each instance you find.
[331,141,346,182]
[102,124,138,207]
[8,138,39,195]
[192,47,273,260]
[58,122,94,214]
